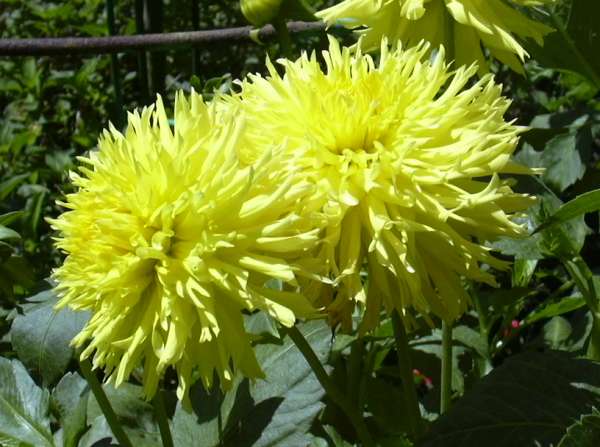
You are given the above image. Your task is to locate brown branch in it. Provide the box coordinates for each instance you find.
[0,21,326,56]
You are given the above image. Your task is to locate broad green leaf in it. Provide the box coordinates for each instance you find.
[540,130,590,193]
[173,320,330,447]
[536,189,600,233]
[10,289,90,386]
[0,357,54,447]
[558,408,600,447]
[52,373,89,447]
[422,351,600,447]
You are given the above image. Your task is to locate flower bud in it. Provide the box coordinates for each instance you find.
[241,0,283,26]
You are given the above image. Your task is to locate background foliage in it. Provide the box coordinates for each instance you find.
[1,0,600,446]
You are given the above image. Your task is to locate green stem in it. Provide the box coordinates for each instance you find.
[471,291,492,377]
[273,15,292,58]
[444,7,455,63]
[153,390,174,447]
[440,320,453,414]
[286,326,374,447]
[563,256,600,360]
[80,359,133,447]
[391,311,424,438]
[106,0,124,127]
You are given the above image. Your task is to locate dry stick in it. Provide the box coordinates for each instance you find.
[0,21,325,56]
[286,326,375,447]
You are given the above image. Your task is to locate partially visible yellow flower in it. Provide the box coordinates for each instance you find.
[226,37,535,329]
[50,91,327,402]
[317,0,554,73]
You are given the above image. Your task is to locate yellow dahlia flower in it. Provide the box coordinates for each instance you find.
[50,91,327,402]
[226,37,535,329]
[317,0,554,73]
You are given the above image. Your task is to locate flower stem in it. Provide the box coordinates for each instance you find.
[440,320,453,414]
[80,359,133,447]
[563,256,600,360]
[391,311,423,438]
[286,325,374,447]
[273,15,292,58]
[471,290,492,377]
[153,389,174,447]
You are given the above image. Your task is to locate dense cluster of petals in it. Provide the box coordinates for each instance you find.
[50,92,327,401]
[225,38,535,328]
[317,0,554,73]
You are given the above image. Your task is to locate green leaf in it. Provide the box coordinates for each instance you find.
[543,316,573,349]
[452,326,488,360]
[541,130,590,193]
[422,351,600,447]
[0,225,20,242]
[0,211,24,226]
[10,289,90,386]
[524,296,587,326]
[558,408,600,447]
[0,173,29,201]
[173,320,330,447]
[494,191,589,260]
[0,357,54,447]
[52,372,89,447]
[536,189,600,233]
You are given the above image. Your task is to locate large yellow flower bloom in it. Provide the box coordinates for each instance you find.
[226,37,535,329]
[317,0,554,73]
[50,91,327,402]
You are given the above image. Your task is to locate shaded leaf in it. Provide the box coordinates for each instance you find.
[422,351,600,447]
[536,189,600,233]
[524,296,586,326]
[52,372,89,447]
[10,289,90,385]
[0,357,54,447]
[173,320,330,447]
[558,408,600,447]
[0,225,20,242]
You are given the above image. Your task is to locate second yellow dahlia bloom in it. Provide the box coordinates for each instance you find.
[227,37,535,329]
[50,92,327,402]
[317,0,554,73]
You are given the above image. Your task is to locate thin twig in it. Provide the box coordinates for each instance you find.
[0,21,325,56]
